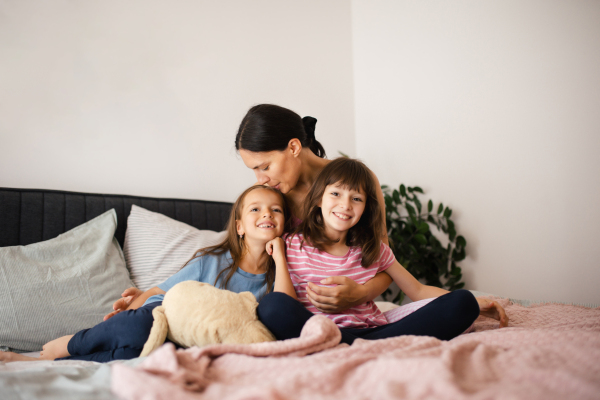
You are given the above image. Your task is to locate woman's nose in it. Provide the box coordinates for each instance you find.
[256,173,269,185]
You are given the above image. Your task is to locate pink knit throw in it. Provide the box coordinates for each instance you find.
[111,298,600,400]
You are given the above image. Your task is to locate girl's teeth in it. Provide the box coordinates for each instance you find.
[334,212,350,220]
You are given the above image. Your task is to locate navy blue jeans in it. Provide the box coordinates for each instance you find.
[58,301,163,363]
[257,290,479,345]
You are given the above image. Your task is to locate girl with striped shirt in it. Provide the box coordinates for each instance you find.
[261,157,508,345]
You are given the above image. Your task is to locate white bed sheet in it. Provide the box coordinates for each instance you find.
[0,356,144,400]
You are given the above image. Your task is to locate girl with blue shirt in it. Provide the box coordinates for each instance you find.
[1,185,290,363]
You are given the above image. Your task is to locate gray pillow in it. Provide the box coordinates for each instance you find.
[0,209,134,352]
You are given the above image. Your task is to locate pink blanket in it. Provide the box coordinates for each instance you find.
[111,298,600,400]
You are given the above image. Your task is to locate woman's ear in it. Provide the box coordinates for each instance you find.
[288,138,302,157]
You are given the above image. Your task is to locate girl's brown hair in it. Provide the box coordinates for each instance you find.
[183,185,291,296]
[297,157,383,268]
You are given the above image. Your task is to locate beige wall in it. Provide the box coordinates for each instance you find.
[352,0,600,304]
[0,0,356,202]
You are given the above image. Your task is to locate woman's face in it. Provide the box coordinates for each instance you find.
[239,147,301,194]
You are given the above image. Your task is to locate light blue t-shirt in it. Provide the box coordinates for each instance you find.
[143,251,269,306]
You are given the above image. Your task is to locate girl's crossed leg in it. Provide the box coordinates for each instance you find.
[258,290,479,345]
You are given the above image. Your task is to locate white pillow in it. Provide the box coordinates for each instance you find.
[124,205,227,291]
[0,209,134,352]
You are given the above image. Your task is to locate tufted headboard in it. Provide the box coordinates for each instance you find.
[0,188,233,248]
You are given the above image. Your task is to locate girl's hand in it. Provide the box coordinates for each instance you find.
[266,237,286,260]
[306,277,369,313]
[476,297,509,327]
[103,287,143,321]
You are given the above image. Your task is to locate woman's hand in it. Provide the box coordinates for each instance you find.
[306,277,369,313]
[266,237,286,261]
[476,297,509,327]
[103,287,143,321]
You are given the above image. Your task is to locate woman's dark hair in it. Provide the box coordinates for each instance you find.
[182,185,292,296]
[235,104,326,158]
[296,157,383,268]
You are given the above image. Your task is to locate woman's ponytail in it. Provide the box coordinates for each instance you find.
[302,116,326,158]
[236,104,327,159]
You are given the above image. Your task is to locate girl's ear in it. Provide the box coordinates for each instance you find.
[236,220,244,236]
[287,139,302,157]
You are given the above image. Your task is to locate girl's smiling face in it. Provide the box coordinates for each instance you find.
[239,142,302,194]
[319,183,366,241]
[236,188,286,243]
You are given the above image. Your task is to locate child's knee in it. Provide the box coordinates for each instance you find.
[449,289,479,319]
[257,292,294,324]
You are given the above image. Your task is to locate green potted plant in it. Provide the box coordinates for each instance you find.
[381,184,467,304]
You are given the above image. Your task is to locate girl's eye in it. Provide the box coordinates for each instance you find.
[353,197,364,202]
[273,208,282,213]
[250,208,259,212]
[330,192,339,196]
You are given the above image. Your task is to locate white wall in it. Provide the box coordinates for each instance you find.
[2,1,599,305]
[0,0,356,202]
[352,0,600,304]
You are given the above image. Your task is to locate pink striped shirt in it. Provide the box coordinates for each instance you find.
[285,233,395,329]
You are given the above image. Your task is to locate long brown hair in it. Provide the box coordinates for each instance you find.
[183,185,291,296]
[297,157,383,268]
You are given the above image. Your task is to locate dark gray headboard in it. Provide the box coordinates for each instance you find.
[0,188,233,248]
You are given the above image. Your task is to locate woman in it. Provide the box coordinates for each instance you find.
[235,104,393,313]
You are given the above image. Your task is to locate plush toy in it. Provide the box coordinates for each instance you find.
[140,281,275,357]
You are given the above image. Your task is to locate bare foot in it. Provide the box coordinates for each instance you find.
[0,351,40,363]
[40,335,73,360]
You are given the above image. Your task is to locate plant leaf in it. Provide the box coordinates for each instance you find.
[437,203,444,214]
[400,184,407,197]
[393,189,401,204]
[413,186,423,193]
[428,199,433,213]
[414,234,427,245]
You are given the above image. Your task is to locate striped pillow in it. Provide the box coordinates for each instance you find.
[124,205,227,291]
[0,209,133,352]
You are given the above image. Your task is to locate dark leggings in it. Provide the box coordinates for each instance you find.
[58,301,163,363]
[257,290,479,345]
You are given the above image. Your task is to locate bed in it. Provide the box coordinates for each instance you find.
[1,187,599,400]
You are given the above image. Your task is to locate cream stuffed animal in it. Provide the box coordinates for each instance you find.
[140,281,275,357]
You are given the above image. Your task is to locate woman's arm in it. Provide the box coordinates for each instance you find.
[306,271,393,313]
[127,286,166,309]
[267,238,297,299]
[103,286,166,320]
